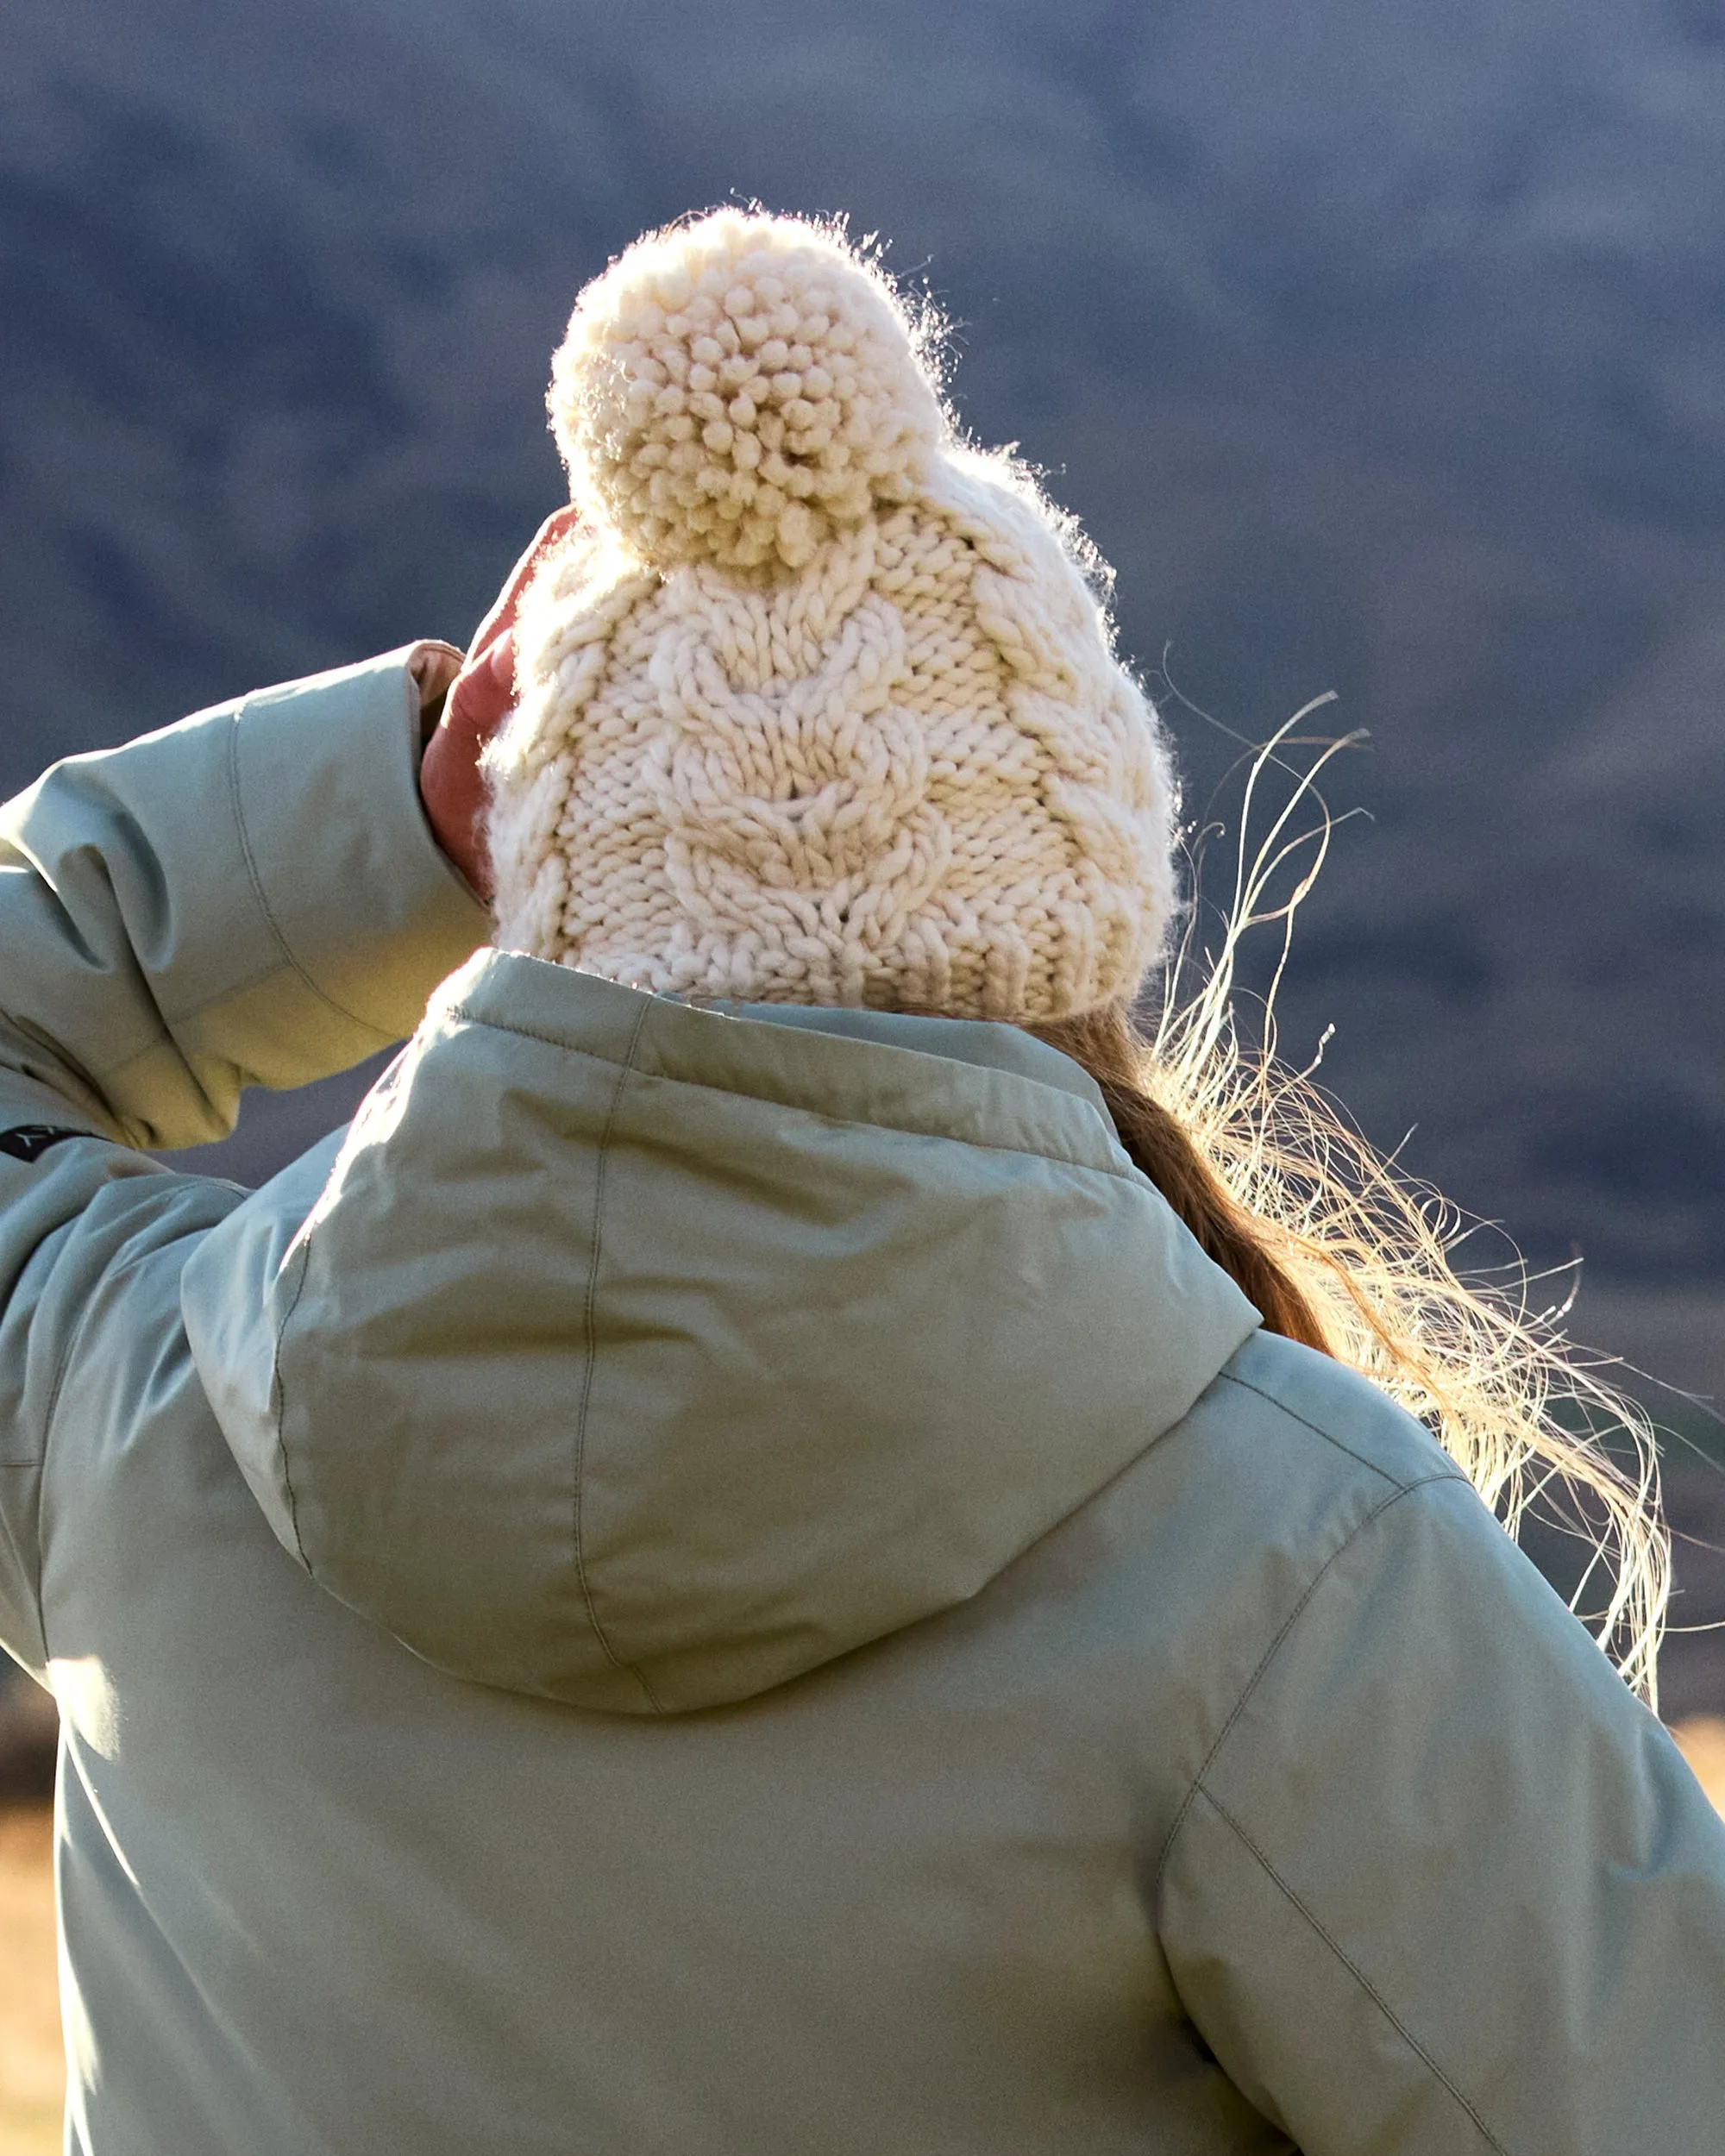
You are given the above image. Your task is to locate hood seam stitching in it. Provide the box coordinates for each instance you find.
[571,996,665,1714]
[442,1000,1133,1179]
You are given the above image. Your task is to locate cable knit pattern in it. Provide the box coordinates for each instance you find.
[487,211,1178,1022]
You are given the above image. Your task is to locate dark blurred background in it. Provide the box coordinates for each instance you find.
[5,0,1725,1705]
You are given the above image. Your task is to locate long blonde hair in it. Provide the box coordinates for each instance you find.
[1036,708,1668,1708]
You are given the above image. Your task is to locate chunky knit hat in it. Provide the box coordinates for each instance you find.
[486,210,1178,1022]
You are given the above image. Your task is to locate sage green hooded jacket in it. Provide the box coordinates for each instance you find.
[1,651,1722,2154]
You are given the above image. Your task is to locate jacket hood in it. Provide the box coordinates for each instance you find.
[182,952,1258,1714]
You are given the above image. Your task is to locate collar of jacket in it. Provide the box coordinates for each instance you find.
[184,950,1261,1714]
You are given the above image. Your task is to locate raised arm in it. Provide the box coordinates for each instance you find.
[0,643,488,1153]
[0,643,491,1671]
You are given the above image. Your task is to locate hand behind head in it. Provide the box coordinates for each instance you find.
[420,506,582,900]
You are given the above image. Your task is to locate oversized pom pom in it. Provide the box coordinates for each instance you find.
[549,210,948,574]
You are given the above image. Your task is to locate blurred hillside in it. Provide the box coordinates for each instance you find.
[5,0,1725,1388]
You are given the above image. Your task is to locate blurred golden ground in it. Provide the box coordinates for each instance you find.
[0,1808,60,2156]
[0,1735,1722,2154]
[1674,1714,1725,1815]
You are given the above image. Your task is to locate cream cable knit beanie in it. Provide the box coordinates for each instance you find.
[486,209,1179,1022]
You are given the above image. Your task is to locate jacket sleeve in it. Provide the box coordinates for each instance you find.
[1157,1472,1725,2156]
[0,649,490,1673]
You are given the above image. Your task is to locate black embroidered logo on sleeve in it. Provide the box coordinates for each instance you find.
[0,1126,86,1163]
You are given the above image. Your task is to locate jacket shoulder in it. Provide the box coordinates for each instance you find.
[1086,1327,1474,1699]
[1195,1326,1463,1500]
[999,1325,1476,1814]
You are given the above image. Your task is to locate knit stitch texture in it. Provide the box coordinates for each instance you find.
[486,210,1178,1021]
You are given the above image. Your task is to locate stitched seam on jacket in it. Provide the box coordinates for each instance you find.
[1215,1369,1446,1489]
[443,1003,1136,1181]
[41,1209,229,1460]
[36,1190,242,1651]
[1155,1472,1463,1890]
[1192,1783,1511,2154]
[35,1203,175,1495]
[226,705,397,1047]
[37,1235,105,1584]
[271,1238,318,1564]
[571,999,663,1714]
